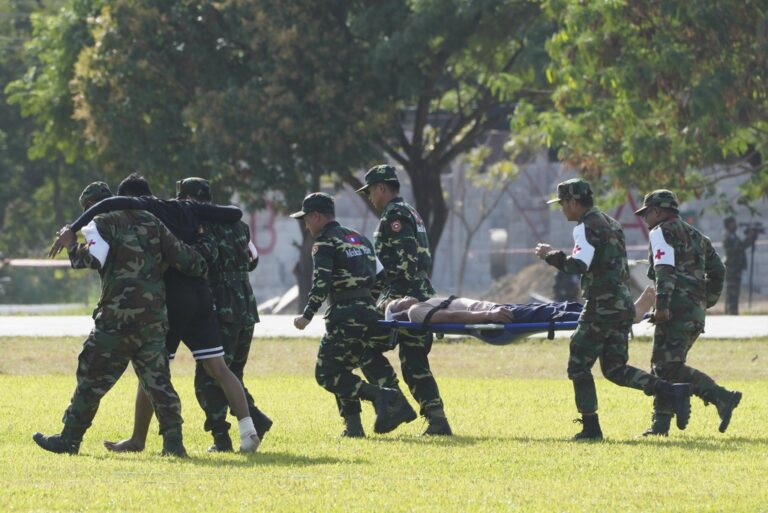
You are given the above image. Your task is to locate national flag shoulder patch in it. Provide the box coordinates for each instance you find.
[344,233,363,245]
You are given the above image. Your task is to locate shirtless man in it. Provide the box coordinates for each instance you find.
[386,286,656,325]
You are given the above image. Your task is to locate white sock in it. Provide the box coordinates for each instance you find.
[238,417,260,453]
[238,417,257,439]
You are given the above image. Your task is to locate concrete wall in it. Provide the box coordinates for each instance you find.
[246,146,768,306]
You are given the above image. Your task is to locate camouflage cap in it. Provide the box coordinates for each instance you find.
[79,181,113,210]
[546,178,593,204]
[355,164,400,194]
[176,177,212,202]
[634,189,679,216]
[290,192,335,218]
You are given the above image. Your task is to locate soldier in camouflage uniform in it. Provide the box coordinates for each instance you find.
[177,177,273,452]
[34,183,208,456]
[292,192,416,437]
[636,190,742,435]
[535,179,691,440]
[356,165,451,436]
[722,216,757,315]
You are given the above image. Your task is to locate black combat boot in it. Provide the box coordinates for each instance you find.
[422,409,453,436]
[340,413,365,438]
[161,432,189,458]
[207,431,233,453]
[715,390,742,433]
[642,413,672,437]
[572,414,603,441]
[655,381,691,430]
[371,388,398,434]
[32,432,80,455]
[374,391,418,434]
[251,407,273,441]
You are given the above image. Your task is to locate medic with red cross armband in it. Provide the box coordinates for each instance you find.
[635,189,739,437]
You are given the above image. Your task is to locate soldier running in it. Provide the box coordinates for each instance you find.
[636,190,741,436]
[535,178,691,441]
[292,192,416,437]
[357,165,452,435]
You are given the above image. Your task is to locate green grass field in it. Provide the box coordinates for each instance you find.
[1,336,766,512]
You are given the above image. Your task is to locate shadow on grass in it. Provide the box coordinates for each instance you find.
[363,434,768,452]
[81,450,363,468]
[501,435,768,451]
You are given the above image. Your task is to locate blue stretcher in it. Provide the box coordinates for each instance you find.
[378,320,579,346]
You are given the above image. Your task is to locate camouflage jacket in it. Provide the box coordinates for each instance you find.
[723,231,748,276]
[67,210,207,330]
[195,220,259,325]
[302,221,378,321]
[374,197,435,305]
[647,217,725,320]
[545,207,634,323]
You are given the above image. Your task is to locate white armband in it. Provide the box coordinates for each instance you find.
[375,256,384,275]
[571,223,595,269]
[650,227,675,267]
[81,220,109,268]
[247,241,258,261]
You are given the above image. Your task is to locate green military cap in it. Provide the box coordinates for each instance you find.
[355,164,400,195]
[546,178,592,204]
[176,177,212,202]
[290,192,335,218]
[79,181,113,210]
[634,189,679,216]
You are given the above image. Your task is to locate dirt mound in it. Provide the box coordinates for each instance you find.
[481,262,558,303]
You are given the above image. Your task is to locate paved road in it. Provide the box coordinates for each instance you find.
[0,314,766,339]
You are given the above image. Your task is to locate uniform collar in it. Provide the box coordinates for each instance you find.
[317,220,340,238]
[578,207,598,223]
[649,214,678,231]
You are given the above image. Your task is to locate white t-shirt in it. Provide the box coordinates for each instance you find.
[407,297,498,323]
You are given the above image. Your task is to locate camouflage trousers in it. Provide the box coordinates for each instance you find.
[394,328,444,416]
[724,275,742,315]
[568,321,659,414]
[194,322,263,434]
[62,321,182,441]
[651,320,725,414]
[317,302,400,417]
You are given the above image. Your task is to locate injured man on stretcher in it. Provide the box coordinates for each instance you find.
[385,286,655,325]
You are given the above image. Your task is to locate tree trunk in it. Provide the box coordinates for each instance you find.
[293,172,321,313]
[294,222,314,314]
[405,166,448,270]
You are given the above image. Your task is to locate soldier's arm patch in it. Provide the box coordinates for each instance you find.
[390,220,402,233]
[650,227,675,267]
[571,223,595,269]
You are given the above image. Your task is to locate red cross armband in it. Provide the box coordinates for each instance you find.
[649,227,675,267]
[571,223,595,269]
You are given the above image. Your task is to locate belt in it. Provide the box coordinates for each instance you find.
[328,288,373,306]
[209,271,249,284]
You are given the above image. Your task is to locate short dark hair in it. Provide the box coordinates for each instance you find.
[117,173,153,197]
[383,181,400,194]
[575,194,594,208]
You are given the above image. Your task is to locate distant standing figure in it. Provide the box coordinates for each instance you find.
[722,216,757,315]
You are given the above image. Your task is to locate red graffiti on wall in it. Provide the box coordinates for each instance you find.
[249,199,277,255]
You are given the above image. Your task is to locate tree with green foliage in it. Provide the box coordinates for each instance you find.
[3,0,102,256]
[533,0,768,207]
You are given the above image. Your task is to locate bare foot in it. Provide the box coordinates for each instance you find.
[634,286,656,323]
[103,438,145,452]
